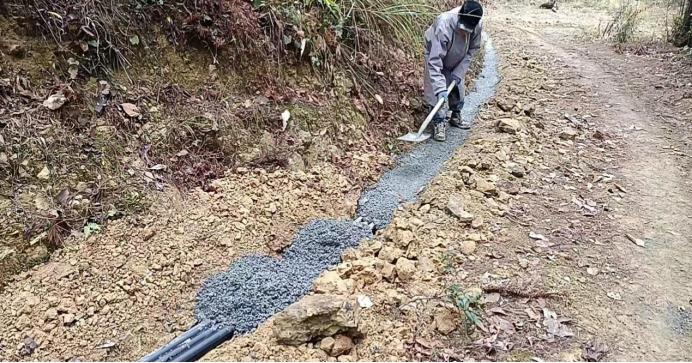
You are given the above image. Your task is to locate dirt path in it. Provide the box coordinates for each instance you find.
[501,4,692,359]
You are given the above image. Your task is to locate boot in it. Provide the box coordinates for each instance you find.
[433,122,447,141]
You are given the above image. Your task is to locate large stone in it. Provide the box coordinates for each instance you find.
[272,295,360,345]
[447,195,474,222]
[496,118,522,134]
[395,258,416,282]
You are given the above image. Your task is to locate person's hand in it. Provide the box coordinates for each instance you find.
[437,91,449,101]
[451,75,462,87]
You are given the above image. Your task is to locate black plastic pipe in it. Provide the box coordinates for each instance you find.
[171,326,233,362]
[141,322,211,362]
[140,321,233,362]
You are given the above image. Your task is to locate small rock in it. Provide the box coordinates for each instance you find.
[314,271,350,293]
[510,165,526,178]
[377,246,403,263]
[45,308,58,321]
[587,267,599,276]
[475,178,497,195]
[519,258,529,269]
[559,127,579,140]
[434,309,457,335]
[471,217,484,229]
[37,166,51,180]
[447,195,474,222]
[460,240,477,255]
[62,313,76,325]
[381,262,396,281]
[395,257,416,282]
[361,240,382,256]
[496,118,522,134]
[319,336,335,354]
[331,335,354,357]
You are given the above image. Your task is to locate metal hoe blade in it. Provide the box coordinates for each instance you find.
[398,132,431,142]
[398,80,456,143]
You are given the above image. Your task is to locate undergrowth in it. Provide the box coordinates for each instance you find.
[599,0,645,42]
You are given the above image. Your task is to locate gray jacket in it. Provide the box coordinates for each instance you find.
[424,6,483,106]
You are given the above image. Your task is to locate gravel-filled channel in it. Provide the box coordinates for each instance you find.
[143,36,498,361]
[195,36,498,334]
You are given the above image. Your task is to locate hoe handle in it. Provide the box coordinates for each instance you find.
[415,80,457,138]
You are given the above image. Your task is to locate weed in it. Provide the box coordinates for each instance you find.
[600,0,645,42]
[449,284,484,334]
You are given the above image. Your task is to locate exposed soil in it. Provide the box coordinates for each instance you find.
[1,0,691,362]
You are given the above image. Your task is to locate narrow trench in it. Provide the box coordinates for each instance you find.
[141,36,499,362]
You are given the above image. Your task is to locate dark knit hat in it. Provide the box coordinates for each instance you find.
[459,0,483,31]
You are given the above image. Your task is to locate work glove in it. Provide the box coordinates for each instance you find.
[437,91,449,101]
[451,75,462,87]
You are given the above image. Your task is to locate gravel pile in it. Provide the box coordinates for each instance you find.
[195,219,373,333]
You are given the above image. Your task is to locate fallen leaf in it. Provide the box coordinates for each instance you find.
[525,307,540,320]
[529,231,548,241]
[281,110,290,131]
[625,234,645,247]
[120,103,140,118]
[583,338,609,361]
[149,164,167,171]
[606,291,622,300]
[56,189,71,205]
[374,94,384,104]
[176,150,189,157]
[489,307,508,315]
[483,292,501,304]
[96,340,116,349]
[43,92,67,110]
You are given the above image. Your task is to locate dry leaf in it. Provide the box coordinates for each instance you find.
[43,92,67,110]
[121,103,141,118]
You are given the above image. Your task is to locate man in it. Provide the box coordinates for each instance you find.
[424,0,484,141]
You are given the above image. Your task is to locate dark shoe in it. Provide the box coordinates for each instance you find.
[449,111,471,129]
[433,122,447,141]
[449,111,462,127]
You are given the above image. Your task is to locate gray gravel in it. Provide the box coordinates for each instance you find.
[357,37,499,229]
[195,219,372,333]
[193,36,499,334]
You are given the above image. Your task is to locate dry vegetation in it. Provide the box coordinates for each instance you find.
[0,0,440,286]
